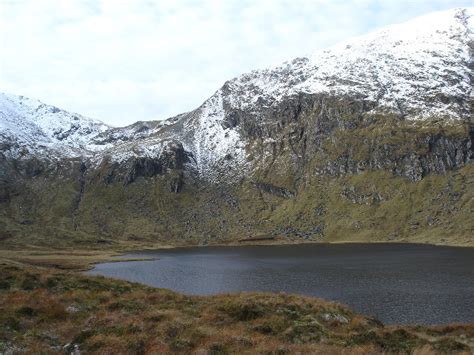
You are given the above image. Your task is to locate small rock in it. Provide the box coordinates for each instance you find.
[426,215,435,226]
[321,313,349,324]
[63,343,81,355]
[66,305,81,313]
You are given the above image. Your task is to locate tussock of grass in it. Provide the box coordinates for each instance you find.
[0,264,472,354]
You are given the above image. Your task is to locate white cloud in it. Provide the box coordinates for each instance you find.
[0,0,472,126]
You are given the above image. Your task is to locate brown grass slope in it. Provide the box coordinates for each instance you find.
[0,263,473,354]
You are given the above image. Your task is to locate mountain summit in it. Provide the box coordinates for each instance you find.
[0,8,473,247]
[225,7,473,118]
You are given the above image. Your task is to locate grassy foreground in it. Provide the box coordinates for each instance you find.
[0,255,473,354]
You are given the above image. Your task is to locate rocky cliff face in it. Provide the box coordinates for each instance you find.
[0,8,473,247]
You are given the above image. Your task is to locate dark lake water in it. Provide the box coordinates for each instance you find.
[87,243,474,325]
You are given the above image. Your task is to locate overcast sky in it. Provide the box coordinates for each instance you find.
[0,0,472,126]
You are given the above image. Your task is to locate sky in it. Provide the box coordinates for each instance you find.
[0,0,472,127]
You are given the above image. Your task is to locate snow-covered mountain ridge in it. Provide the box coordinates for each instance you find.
[1,8,472,175]
[145,7,474,180]
[0,93,110,159]
[220,7,473,117]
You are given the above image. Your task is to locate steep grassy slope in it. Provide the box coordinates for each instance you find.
[1,165,472,248]
[0,95,472,247]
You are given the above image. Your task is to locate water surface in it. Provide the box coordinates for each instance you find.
[87,243,474,325]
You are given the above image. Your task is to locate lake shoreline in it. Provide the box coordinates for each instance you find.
[110,239,474,259]
[88,243,474,326]
[1,238,473,273]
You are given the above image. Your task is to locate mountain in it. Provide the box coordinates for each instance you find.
[0,93,110,159]
[0,8,473,247]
